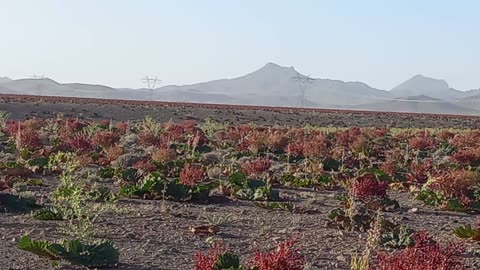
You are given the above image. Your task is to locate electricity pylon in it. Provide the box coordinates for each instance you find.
[292,73,314,107]
[141,76,162,100]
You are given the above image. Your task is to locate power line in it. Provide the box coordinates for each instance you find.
[141,76,161,89]
[141,75,162,100]
[292,73,314,107]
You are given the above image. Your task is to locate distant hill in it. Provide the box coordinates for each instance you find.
[0,77,11,84]
[464,88,480,97]
[354,95,479,115]
[1,64,479,115]
[456,93,480,111]
[390,75,464,100]
[0,78,155,100]
[158,62,391,107]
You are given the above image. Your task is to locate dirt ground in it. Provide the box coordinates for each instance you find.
[1,180,479,270]
[1,95,480,128]
[1,97,480,270]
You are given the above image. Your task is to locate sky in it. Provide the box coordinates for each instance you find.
[0,0,479,90]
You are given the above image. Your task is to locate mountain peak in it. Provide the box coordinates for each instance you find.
[402,74,448,87]
[390,74,458,100]
[258,62,297,73]
[392,74,449,91]
[412,74,428,79]
[0,77,12,84]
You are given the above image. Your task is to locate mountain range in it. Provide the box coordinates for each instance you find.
[1,63,480,115]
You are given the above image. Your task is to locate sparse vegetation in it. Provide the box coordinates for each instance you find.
[1,114,478,268]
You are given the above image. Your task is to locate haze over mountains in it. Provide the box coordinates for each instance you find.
[1,63,479,115]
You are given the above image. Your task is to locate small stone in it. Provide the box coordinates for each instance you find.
[336,255,347,263]
[408,208,418,213]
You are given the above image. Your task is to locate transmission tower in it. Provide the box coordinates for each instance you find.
[141,76,162,100]
[291,73,314,107]
[141,75,161,89]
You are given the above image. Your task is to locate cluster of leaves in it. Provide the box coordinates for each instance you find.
[453,218,480,241]
[224,171,279,201]
[18,235,119,268]
[5,120,43,151]
[120,171,212,202]
[379,224,416,249]
[241,158,272,177]
[3,118,480,210]
[180,163,206,187]
[0,192,40,213]
[375,232,464,270]
[417,170,480,213]
[327,208,374,232]
[194,238,304,270]
[327,172,399,231]
[350,174,388,199]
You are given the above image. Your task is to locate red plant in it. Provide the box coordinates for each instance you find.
[380,151,405,177]
[165,124,186,143]
[104,145,124,163]
[182,119,196,129]
[428,170,478,203]
[245,131,267,154]
[115,122,129,133]
[249,238,304,270]
[187,130,208,148]
[151,148,176,163]
[65,118,86,131]
[406,159,434,184]
[241,158,272,177]
[335,127,362,147]
[180,164,205,187]
[449,131,480,148]
[376,231,464,270]
[15,127,42,150]
[57,118,88,142]
[438,130,455,141]
[235,140,250,152]
[265,131,288,152]
[303,133,329,159]
[5,121,42,150]
[408,135,436,151]
[23,119,44,131]
[65,132,94,153]
[91,130,120,148]
[451,148,480,167]
[194,243,224,270]
[374,128,389,137]
[5,120,20,136]
[226,124,253,141]
[285,142,304,158]
[77,154,94,166]
[138,131,167,148]
[0,180,8,192]
[350,174,388,199]
[350,136,370,154]
[98,119,111,127]
[133,160,157,173]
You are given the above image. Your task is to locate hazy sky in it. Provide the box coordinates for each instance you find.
[1,0,479,90]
